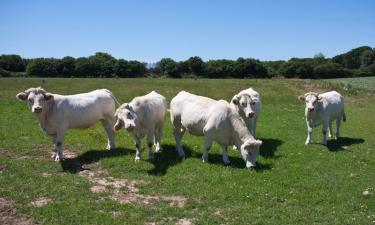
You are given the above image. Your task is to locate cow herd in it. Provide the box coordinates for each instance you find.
[16,86,346,169]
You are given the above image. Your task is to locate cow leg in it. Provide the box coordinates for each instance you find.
[202,135,213,163]
[147,131,154,161]
[322,120,328,145]
[336,117,341,139]
[101,119,115,150]
[154,124,163,153]
[222,146,230,165]
[252,119,257,138]
[305,121,313,145]
[173,126,186,159]
[134,136,142,162]
[328,122,333,138]
[54,132,65,161]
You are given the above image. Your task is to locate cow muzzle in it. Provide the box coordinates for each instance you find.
[126,125,135,132]
[247,112,255,118]
[33,107,43,114]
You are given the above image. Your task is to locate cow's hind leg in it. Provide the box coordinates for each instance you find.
[336,117,341,139]
[322,120,328,145]
[101,118,115,150]
[147,131,154,161]
[202,134,213,163]
[134,135,142,162]
[172,116,186,158]
[154,123,163,153]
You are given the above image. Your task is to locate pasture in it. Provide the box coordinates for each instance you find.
[0,77,374,224]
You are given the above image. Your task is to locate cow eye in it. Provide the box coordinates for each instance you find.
[250,101,256,105]
[127,112,132,118]
[241,102,246,107]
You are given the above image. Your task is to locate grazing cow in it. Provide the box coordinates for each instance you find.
[298,91,346,145]
[16,87,117,161]
[114,91,167,161]
[170,91,262,168]
[230,87,261,137]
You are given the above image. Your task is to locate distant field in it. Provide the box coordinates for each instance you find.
[0,78,374,225]
[323,76,375,92]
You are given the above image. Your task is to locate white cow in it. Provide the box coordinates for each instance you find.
[16,87,117,161]
[170,91,262,168]
[230,87,261,137]
[114,91,167,161]
[298,91,346,145]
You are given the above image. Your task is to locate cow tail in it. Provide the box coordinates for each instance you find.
[342,111,346,122]
[104,89,121,106]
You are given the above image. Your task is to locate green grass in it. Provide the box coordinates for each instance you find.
[0,78,374,224]
[323,76,375,93]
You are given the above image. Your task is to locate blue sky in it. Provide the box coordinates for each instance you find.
[1,0,374,62]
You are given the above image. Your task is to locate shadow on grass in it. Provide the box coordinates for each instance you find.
[326,137,365,152]
[147,144,273,175]
[60,147,134,173]
[147,144,194,176]
[259,138,283,158]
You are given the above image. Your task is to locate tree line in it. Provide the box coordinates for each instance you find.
[1,46,374,79]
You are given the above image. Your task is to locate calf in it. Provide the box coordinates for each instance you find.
[114,91,167,161]
[170,91,262,168]
[16,87,117,161]
[298,91,346,145]
[230,87,261,137]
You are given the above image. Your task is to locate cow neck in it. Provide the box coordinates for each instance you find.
[35,99,54,131]
[230,112,253,148]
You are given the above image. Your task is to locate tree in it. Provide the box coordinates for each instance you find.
[0,54,26,72]
[332,46,372,69]
[26,58,59,77]
[89,52,116,77]
[58,56,75,77]
[313,63,352,78]
[186,56,204,75]
[157,58,180,77]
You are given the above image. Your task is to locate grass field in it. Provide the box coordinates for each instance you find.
[323,76,375,93]
[0,78,374,224]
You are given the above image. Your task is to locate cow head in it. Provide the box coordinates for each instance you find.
[16,87,53,114]
[231,93,257,118]
[298,92,323,112]
[114,103,138,132]
[240,139,262,169]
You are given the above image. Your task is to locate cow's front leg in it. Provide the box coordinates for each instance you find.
[134,136,141,162]
[147,132,154,161]
[328,122,333,138]
[305,121,313,145]
[54,132,65,161]
[322,121,328,145]
[222,146,230,165]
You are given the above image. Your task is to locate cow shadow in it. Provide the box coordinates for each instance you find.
[259,138,283,158]
[147,144,194,176]
[326,137,365,152]
[60,147,133,173]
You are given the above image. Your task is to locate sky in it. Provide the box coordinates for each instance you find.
[0,0,374,62]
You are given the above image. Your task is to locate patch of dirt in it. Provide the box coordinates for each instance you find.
[146,217,193,225]
[176,218,193,225]
[0,197,34,225]
[79,169,187,208]
[0,149,31,160]
[30,197,52,207]
[41,172,51,177]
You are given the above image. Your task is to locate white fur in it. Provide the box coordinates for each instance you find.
[230,87,261,137]
[298,91,346,145]
[170,91,262,168]
[16,87,117,161]
[114,91,167,161]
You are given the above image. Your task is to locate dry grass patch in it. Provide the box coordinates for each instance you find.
[0,197,34,225]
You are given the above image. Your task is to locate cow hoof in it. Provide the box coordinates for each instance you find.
[54,156,61,161]
[135,157,141,162]
[155,148,161,153]
[305,142,310,145]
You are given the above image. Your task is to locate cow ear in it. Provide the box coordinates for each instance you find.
[298,95,305,101]
[231,95,240,105]
[113,119,124,131]
[43,93,53,101]
[317,95,323,101]
[16,92,28,101]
